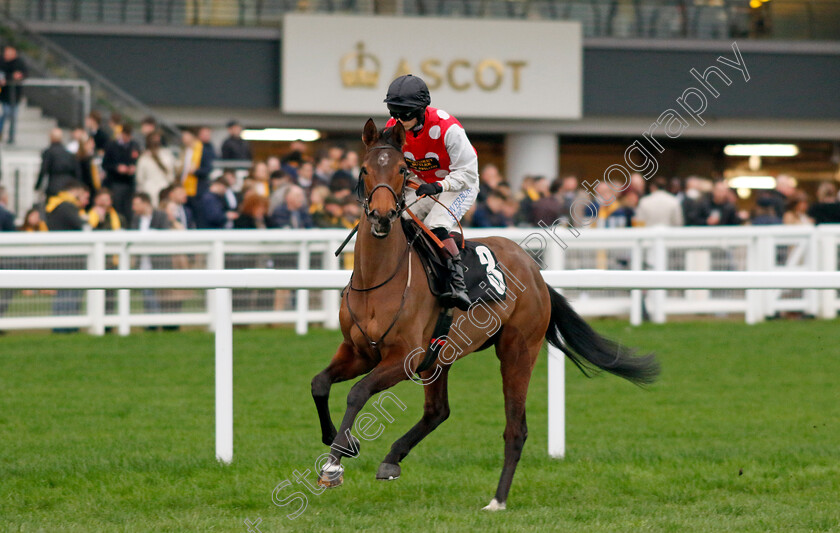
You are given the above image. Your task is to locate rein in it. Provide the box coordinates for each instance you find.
[345,232,419,355]
[339,139,466,354]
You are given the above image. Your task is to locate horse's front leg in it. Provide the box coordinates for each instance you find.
[319,354,409,487]
[376,364,450,481]
[311,342,374,447]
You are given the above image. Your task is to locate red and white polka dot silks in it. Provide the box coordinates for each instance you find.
[386,107,474,185]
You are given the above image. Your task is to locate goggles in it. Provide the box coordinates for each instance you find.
[388,107,417,121]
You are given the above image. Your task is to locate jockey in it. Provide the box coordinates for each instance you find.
[384,74,478,311]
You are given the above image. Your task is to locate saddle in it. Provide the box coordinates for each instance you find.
[401,218,507,305]
[401,218,508,374]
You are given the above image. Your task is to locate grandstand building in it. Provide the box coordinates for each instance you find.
[2,0,839,195]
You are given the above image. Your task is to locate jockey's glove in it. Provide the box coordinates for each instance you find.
[416,181,443,197]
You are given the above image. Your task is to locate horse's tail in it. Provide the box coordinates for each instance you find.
[544,283,659,386]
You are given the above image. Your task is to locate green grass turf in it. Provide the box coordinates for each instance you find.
[1,319,839,532]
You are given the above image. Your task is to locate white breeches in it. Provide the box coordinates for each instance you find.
[403,180,477,233]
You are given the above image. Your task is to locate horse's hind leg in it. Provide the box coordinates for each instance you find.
[311,342,374,447]
[376,365,451,481]
[484,327,541,511]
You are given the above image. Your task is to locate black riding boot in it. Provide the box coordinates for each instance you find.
[437,236,471,311]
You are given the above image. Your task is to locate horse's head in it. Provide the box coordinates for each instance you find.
[359,118,409,239]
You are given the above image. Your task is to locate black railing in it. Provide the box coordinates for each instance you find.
[0,14,181,143]
[3,0,840,40]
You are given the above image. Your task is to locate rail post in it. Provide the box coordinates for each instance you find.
[215,288,234,464]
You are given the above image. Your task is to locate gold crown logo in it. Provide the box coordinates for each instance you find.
[340,42,380,88]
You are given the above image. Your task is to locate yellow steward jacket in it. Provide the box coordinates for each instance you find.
[180,140,204,197]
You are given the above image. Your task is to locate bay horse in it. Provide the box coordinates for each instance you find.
[311,119,659,510]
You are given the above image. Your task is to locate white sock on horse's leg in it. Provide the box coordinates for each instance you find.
[482,498,506,511]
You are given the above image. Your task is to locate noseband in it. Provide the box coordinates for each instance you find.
[359,145,411,222]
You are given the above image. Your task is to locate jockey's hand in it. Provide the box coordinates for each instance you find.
[416,181,443,197]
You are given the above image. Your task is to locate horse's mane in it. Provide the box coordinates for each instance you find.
[379,126,404,152]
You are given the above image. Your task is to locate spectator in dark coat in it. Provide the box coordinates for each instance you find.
[102,124,140,221]
[751,196,782,225]
[0,45,27,144]
[313,196,354,229]
[529,181,562,227]
[704,181,742,226]
[472,191,512,228]
[45,180,88,331]
[88,188,125,231]
[85,110,110,153]
[606,189,639,228]
[808,182,840,225]
[280,150,303,181]
[0,185,15,231]
[76,135,101,195]
[130,192,171,326]
[681,177,709,226]
[220,120,252,160]
[295,161,327,194]
[233,191,271,229]
[764,174,797,219]
[130,192,170,231]
[36,128,81,197]
[197,178,237,229]
[45,180,87,231]
[271,185,313,229]
[167,184,196,229]
[329,150,358,197]
[198,126,218,173]
[518,176,549,226]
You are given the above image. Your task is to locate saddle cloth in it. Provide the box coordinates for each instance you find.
[402,219,507,304]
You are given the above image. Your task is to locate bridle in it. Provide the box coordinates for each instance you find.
[345,142,418,356]
[358,144,412,222]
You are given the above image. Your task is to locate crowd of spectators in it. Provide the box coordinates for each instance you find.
[463,167,840,230]
[3,113,366,237]
[2,109,840,239]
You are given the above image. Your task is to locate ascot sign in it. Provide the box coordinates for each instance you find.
[282,14,582,119]
[340,41,528,93]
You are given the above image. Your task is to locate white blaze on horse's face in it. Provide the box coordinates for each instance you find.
[377,152,390,167]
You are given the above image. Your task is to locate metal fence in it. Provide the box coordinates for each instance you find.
[0,225,838,334]
[6,0,840,40]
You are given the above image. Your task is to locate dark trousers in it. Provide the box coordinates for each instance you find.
[105,180,135,222]
[0,102,19,143]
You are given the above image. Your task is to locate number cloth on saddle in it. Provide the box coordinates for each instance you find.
[403,219,507,304]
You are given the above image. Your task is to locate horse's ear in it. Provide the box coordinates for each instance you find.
[362,118,379,147]
[392,121,406,149]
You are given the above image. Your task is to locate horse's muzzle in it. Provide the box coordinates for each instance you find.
[369,209,398,239]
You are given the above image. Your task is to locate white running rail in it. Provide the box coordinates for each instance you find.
[2,268,838,463]
[0,225,838,332]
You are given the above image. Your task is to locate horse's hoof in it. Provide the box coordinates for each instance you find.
[375,462,401,481]
[318,464,344,488]
[482,498,506,511]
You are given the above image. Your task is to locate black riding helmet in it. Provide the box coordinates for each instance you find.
[384,75,430,126]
